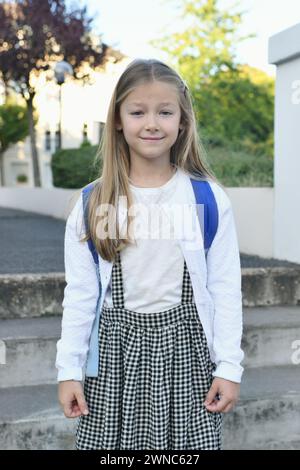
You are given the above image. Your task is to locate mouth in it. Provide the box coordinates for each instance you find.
[140,137,164,141]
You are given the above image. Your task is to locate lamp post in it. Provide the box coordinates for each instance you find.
[54,60,73,150]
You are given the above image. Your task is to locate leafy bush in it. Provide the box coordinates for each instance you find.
[205,143,273,187]
[80,138,93,149]
[16,173,28,183]
[51,145,102,188]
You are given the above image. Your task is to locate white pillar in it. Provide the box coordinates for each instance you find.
[269,23,300,263]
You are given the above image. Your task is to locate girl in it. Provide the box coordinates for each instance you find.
[56,58,244,450]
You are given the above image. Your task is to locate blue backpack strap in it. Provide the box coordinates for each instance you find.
[190,178,219,255]
[82,182,99,265]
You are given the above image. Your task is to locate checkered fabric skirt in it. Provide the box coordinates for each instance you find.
[75,251,223,450]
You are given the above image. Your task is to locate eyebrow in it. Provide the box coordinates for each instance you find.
[128,101,176,106]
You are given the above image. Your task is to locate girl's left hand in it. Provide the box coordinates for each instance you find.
[203,377,240,413]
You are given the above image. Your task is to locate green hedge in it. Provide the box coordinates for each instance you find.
[51,144,102,189]
[206,144,273,187]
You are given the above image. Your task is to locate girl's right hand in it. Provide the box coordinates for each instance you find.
[58,380,89,418]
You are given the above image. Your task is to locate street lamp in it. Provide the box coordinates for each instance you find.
[54,60,73,150]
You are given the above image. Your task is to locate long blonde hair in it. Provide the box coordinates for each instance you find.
[81,58,220,262]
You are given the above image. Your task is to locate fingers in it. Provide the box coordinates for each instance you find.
[75,391,89,416]
[63,401,89,418]
[204,381,219,407]
[205,395,233,413]
[58,382,89,419]
[204,391,235,414]
[63,398,73,418]
[203,377,239,414]
[64,393,89,418]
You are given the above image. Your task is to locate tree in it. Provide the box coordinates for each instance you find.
[194,64,274,155]
[0,0,112,186]
[151,0,254,89]
[0,96,34,186]
[151,0,274,156]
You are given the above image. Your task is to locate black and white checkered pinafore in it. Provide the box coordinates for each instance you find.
[75,251,223,450]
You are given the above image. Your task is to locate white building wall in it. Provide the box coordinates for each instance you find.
[0,57,132,188]
[269,23,300,263]
[228,187,274,258]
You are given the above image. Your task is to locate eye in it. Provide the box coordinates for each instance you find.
[130,110,173,117]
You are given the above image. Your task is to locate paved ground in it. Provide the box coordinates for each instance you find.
[0,208,65,274]
[0,207,299,274]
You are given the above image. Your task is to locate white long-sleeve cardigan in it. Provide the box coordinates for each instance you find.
[56,170,244,384]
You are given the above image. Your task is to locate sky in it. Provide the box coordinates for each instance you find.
[74,0,300,77]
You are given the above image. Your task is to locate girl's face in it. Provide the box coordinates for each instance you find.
[117,80,183,164]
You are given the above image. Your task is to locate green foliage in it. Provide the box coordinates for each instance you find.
[0,99,30,152]
[16,173,28,183]
[151,0,275,185]
[206,143,273,187]
[151,0,254,88]
[80,138,93,149]
[51,145,102,188]
[195,65,274,157]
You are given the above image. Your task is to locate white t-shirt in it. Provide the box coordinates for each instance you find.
[103,167,194,313]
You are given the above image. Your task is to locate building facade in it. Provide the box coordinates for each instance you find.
[0,55,132,187]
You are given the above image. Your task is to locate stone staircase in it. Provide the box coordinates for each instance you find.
[1,266,300,450]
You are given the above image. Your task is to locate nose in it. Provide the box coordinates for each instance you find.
[145,114,159,131]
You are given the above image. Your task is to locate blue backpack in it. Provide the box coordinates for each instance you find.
[82,177,218,265]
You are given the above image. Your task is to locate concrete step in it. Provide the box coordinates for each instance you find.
[0,317,61,388]
[1,306,300,387]
[0,383,77,450]
[242,266,300,307]
[223,365,300,450]
[0,273,65,320]
[242,305,300,368]
[0,366,299,450]
[1,267,300,319]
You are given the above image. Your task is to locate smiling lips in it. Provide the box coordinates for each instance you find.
[140,137,164,141]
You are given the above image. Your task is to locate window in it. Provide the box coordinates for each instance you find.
[55,130,61,151]
[45,130,51,151]
[99,121,105,143]
[83,123,88,141]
